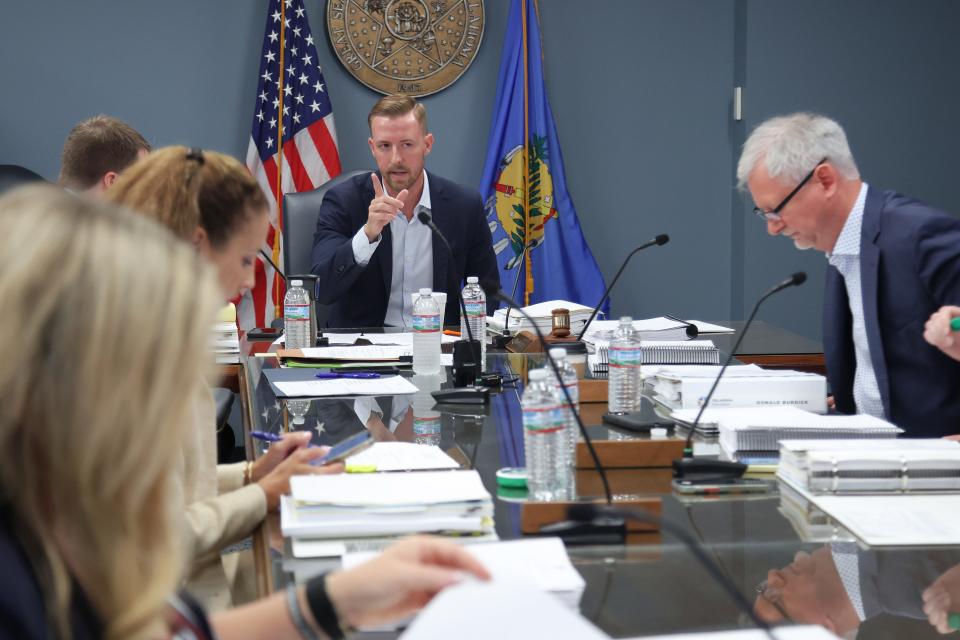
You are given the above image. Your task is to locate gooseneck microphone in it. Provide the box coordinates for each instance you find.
[673,271,807,479]
[567,504,776,638]
[418,211,481,384]
[259,249,286,282]
[501,238,541,336]
[577,234,670,340]
[495,291,612,505]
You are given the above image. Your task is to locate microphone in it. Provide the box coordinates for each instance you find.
[566,504,775,637]
[418,211,481,387]
[259,249,286,282]
[495,291,612,505]
[500,238,541,339]
[673,271,807,480]
[577,234,670,341]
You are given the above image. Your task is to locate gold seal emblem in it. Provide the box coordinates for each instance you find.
[327,0,484,97]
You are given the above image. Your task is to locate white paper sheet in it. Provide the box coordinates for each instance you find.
[358,332,459,345]
[298,345,411,361]
[274,375,420,397]
[345,442,459,472]
[399,578,607,640]
[804,492,960,546]
[291,469,490,506]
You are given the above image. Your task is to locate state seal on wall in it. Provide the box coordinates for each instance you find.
[327,0,484,97]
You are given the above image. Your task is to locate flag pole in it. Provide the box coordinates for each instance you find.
[521,0,533,306]
[273,0,287,318]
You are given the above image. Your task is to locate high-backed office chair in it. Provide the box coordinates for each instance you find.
[0,164,46,196]
[282,170,367,327]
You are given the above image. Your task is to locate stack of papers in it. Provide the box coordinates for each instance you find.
[211,303,240,364]
[670,407,901,455]
[487,300,594,334]
[281,470,494,540]
[778,438,960,493]
[272,374,420,398]
[590,340,721,373]
[778,477,960,546]
[278,344,453,368]
[653,366,827,414]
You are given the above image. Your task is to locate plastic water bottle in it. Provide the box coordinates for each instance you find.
[548,348,580,464]
[523,368,571,500]
[283,279,312,349]
[460,276,486,368]
[412,288,442,374]
[608,316,642,413]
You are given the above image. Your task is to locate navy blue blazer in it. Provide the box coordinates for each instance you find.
[311,171,500,328]
[824,187,960,437]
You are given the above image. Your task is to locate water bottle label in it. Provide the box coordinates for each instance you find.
[413,313,441,332]
[562,381,579,405]
[464,301,485,317]
[284,304,311,320]
[414,416,442,435]
[523,406,564,433]
[609,346,642,367]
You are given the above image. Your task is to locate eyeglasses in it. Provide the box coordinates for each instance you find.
[753,157,827,222]
[755,579,794,623]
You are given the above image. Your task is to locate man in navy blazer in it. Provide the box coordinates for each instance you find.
[311,95,499,328]
[738,112,960,438]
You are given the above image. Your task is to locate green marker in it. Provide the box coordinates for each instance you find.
[949,612,960,630]
[951,318,960,331]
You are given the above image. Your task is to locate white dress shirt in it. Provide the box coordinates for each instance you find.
[827,182,885,418]
[350,171,434,327]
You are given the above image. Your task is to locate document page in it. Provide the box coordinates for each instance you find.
[345,442,459,472]
[811,494,960,546]
[273,375,419,397]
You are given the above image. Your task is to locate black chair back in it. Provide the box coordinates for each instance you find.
[0,164,46,196]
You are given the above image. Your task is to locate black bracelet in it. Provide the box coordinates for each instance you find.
[305,573,347,640]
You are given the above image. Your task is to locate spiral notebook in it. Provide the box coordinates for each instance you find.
[711,407,902,454]
[590,340,720,373]
[778,438,960,493]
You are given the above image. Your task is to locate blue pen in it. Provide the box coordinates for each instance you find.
[314,372,382,379]
[251,431,283,442]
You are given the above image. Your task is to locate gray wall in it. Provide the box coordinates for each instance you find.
[4,1,960,341]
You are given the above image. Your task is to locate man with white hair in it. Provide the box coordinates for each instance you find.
[738,112,960,438]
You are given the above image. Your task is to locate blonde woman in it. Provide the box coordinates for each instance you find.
[107,147,341,570]
[0,185,489,638]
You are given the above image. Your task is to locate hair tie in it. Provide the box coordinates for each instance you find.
[186,148,205,164]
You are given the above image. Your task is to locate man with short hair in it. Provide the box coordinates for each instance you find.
[738,112,960,437]
[311,95,499,328]
[59,115,150,196]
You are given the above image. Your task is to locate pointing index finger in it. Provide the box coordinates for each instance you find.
[371,173,384,198]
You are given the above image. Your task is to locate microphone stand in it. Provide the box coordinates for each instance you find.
[418,212,487,401]
[672,273,807,481]
[493,240,537,349]
[576,234,670,341]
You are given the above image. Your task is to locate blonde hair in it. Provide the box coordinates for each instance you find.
[0,185,221,639]
[107,146,268,247]
[368,94,428,132]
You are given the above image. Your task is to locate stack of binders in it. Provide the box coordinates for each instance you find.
[211,303,240,364]
[778,438,960,493]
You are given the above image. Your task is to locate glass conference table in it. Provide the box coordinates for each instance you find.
[236,327,955,639]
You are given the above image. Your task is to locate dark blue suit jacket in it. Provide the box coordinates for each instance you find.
[824,187,960,437]
[311,171,500,328]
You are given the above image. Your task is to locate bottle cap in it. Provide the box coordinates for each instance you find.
[650,427,668,439]
[549,347,567,359]
[619,316,633,324]
[528,368,548,380]
[419,287,432,295]
[291,279,303,287]
[467,276,478,284]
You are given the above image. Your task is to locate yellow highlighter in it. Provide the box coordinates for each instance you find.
[345,464,378,473]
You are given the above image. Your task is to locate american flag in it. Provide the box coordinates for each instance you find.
[240,0,341,330]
